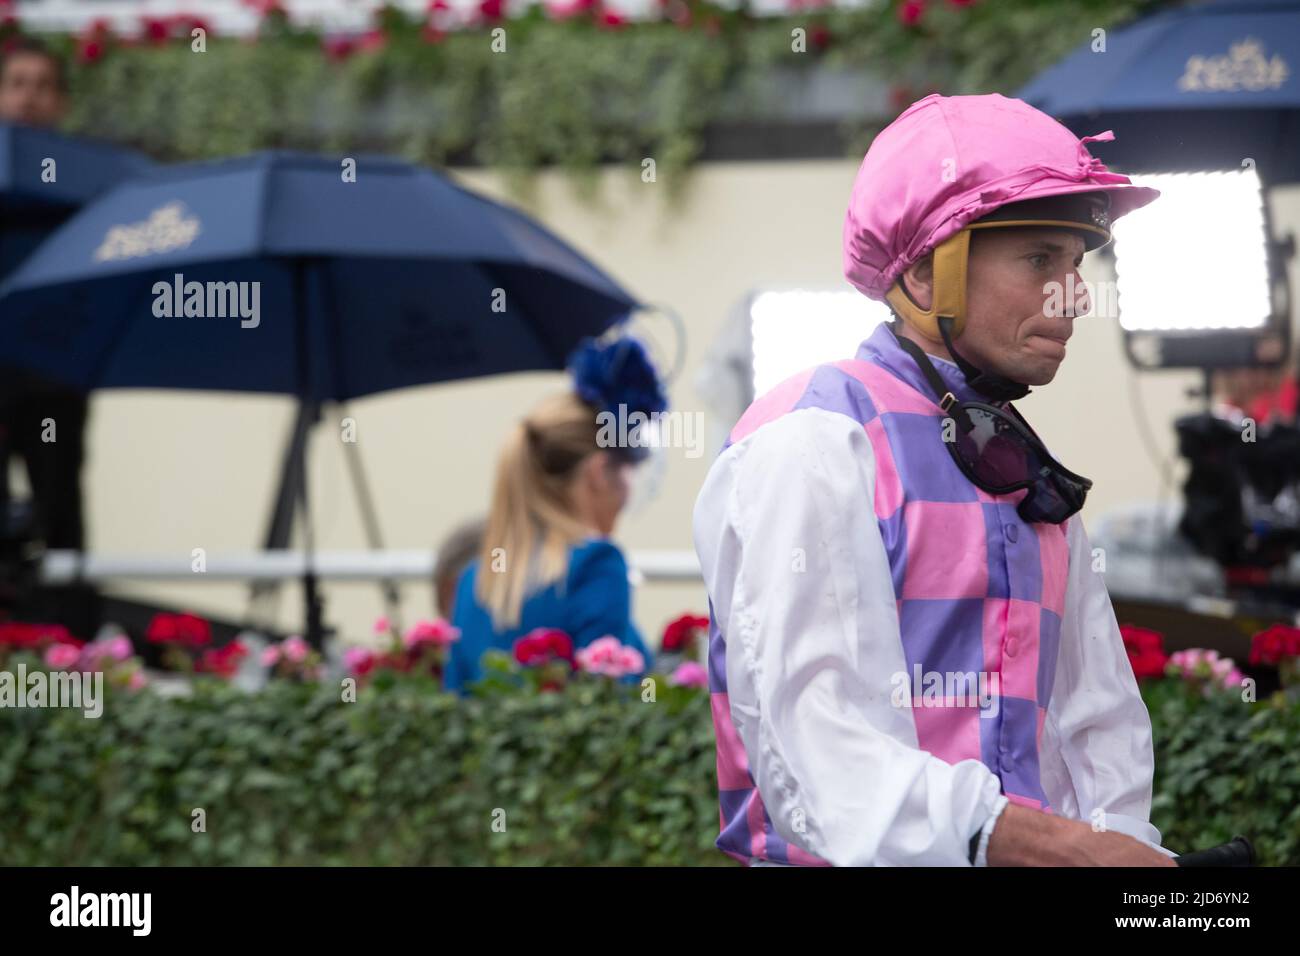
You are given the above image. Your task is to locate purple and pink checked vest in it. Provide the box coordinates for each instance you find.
[707,321,1070,866]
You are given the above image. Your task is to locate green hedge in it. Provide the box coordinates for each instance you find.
[1145,681,1300,867]
[2,664,1296,865]
[0,665,724,866]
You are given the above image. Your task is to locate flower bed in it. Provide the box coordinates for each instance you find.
[0,0,1179,199]
[1,613,1296,864]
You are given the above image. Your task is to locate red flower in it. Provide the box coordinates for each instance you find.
[0,622,80,649]
[809,25,832,51]
[596,7,626,29]
[513,628,575,667]
[140,16,171,43]
[197,640,247,679]
[897,0,925,27]
[76,39,104,63]
[322,35,358,60]
[1120,624,1168,680]
[146,612,212,648]
[243,0,286,17]
[479,0,505,22]
[661,613,709,653]
[662,0,690,27]
[1249,624,1300,666]
[172,14,214,37]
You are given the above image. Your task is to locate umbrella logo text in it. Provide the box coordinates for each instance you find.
[1179,38,1289,94]
[93,201,201,262]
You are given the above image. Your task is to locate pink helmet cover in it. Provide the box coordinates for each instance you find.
[843,93,1160,302]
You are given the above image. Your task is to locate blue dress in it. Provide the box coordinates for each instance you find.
[445,538,654,693]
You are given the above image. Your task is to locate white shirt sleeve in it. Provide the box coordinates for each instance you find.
[1038,516,1177,856]
[973,795,1010,867]
[692,407,1005,866]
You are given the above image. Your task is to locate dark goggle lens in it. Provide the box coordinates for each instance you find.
[950,405,1089,524]
[1018,472,1080,523]
[951,406,1046,490]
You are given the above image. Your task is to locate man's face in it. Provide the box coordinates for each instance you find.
[957,227,1091,387]
[0,52,66,128]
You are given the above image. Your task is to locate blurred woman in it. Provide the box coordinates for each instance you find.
[444,337,664,693]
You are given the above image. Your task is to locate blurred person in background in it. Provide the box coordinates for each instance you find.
[432,517,485,619]
[0,35,65,126]
[0,37,90,551]
[1212,362,1297,426]
[443,337,663,693]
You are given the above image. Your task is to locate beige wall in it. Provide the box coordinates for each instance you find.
[58,162,1300,650]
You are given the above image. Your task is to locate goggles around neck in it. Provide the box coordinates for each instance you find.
[890,328,1092,525]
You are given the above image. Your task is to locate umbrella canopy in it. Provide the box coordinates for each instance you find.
[0,150,640,401]
[0,122,155,277]
[1017,0,1300,183]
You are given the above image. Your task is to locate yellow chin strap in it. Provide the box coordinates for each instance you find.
[884,216,1113,344]
[884,230,972,343]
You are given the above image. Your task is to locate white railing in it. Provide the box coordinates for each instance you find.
[40,548,703,583]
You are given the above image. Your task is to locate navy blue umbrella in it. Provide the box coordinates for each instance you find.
[0,121,155,277]
[0,150,639,399]
[1017,0,1300,184]
[0,150,641,645]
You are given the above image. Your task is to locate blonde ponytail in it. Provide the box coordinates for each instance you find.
[475,391,602,629]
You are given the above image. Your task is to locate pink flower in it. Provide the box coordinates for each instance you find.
[128,671,148,691]
[373,616,391,635]
[44,643,80,670]
[403,619,461,650]
[1167,648,1243,693]
[669,660,708,689]
[576,635,643,678]
[358,28,386,51]
[283,635,309,663]
[106,635,133,661]
[544,0,595,19]
[261,646,282,667]
[344,646,377,677]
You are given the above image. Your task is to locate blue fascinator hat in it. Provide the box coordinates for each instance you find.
[567,335,668,464]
